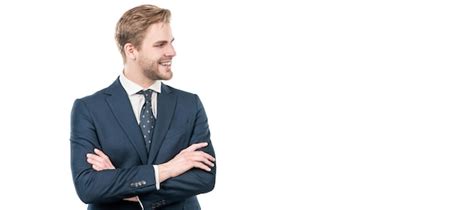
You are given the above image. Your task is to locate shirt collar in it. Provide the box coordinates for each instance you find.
[119,72,162,96]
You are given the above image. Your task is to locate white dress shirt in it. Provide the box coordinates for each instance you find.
[119,73,162,190]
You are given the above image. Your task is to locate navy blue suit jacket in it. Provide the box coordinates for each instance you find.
[70,79,216,210]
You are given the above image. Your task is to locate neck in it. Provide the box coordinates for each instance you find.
[123,65,154,88]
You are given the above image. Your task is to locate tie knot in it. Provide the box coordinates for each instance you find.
[138,89,154,102]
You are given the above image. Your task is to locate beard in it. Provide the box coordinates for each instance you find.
[139,56,173,81]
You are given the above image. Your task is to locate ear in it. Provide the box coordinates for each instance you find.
[124,43,137,60]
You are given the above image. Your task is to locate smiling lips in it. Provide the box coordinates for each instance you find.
[159,60,172,66]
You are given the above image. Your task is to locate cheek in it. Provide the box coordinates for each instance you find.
[142,55,158,65]
[140,50,160,60]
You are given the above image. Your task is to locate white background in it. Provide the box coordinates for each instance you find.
[0,0,473,209]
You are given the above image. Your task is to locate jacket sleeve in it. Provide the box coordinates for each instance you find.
[70,99,157,204]
[139,95,216,209]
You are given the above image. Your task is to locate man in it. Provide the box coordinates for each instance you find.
[70,4,216,210]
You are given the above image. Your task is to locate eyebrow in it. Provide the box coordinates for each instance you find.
[153,38,175,45]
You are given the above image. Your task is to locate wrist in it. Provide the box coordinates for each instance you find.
[157,163,172,182]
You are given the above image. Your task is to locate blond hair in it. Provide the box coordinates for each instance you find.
[115,4,171,62]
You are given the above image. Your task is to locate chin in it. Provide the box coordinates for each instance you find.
[159,72,173,80]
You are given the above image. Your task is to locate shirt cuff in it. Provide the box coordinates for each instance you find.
[153,165,161,190]
[137,197,144,210]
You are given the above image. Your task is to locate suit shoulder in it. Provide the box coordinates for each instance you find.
[163,84,204,108]
[164,84,198,98]
[76,87,108,103]
[75,78,120,103]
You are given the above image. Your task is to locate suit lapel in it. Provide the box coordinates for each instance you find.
[105,79,148,164]
[147,84,177,164]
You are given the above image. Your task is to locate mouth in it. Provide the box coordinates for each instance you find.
[159,60,172,67]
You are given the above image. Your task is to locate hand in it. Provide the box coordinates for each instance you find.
[86,149,139,202]
[159,142,215,181]
[86,148,115,170]
[123,196,139,202]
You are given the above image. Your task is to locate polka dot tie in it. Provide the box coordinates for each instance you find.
[138,89,155,152]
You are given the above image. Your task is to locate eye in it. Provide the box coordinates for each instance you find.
[154,43,166,48]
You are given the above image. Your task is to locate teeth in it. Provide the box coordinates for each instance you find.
[160,61,171,66]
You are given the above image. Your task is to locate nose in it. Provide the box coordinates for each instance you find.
[165,44,176,57]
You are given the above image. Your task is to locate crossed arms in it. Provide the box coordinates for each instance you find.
[86,143,215,203]
[70,96,216,209]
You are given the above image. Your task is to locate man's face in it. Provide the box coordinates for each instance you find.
[137,22,176,81]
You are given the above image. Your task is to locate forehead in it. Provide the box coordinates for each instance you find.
[143,22,173,42]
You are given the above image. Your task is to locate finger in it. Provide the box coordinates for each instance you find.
[87,153,101,161]
[86,154,101,164]
[87,158,104,168]
[92,164,105,171]
[87,154,107,166]
[123,196,139,202]
[183,142,208,152]
[88,152,115,169]
[94,148,109,160]
[191,151,215,162]
[193,162,212,172]
[205,158,215,167]
[87,155,111,169]
[86,157,95,165]
[197,151,216,162]
[199,158,215,167]
[191,154,215,167]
